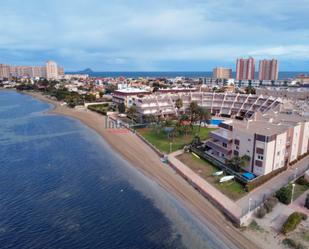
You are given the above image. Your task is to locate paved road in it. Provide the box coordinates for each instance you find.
[237,156,309,214]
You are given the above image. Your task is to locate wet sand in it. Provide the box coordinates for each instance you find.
[25,91,263,249]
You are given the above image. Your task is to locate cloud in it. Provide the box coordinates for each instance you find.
[0,0,308,70]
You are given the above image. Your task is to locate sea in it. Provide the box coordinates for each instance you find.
[74,71,309,79]
[0,90,233,249]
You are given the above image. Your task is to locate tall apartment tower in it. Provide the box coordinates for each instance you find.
[236,57,255,80]
[46,61,59,79]
[259,59,278,81]
[212,67,232,79]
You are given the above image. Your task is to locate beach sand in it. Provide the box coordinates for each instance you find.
[25,91,264,249]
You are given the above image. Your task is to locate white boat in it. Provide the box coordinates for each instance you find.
[219,175,235,183]
[212,171,224,176]
[192,152,200,159]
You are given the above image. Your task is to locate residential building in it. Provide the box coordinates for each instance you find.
[133,92,281,118]
[212,67,232,79]
[259,59,278,81]
[205,110,309,176]
[236,57,255,80]
[0,61,64,79]
[112,87,152,107]
[256,87,309,100]
[0,64,10,79]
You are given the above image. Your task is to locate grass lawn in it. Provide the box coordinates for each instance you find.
[176,152,247,201]
[137,126,215,153]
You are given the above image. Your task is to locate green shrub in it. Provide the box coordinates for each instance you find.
[282,238,306,249]
[276,184,293,204]
[305,194,309,209]
[281,212,307,234]
[256,206,267,219]
[296,176,309,186]
[264,196,278,213]
[282,238,297,248]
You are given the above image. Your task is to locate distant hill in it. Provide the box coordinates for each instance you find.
[73,68,94,74]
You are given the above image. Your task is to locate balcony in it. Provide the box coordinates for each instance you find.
[206,140,232,155]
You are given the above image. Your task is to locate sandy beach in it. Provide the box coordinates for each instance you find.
[25,91,262,249]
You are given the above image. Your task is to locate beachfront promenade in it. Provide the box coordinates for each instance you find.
[168,149,309,224]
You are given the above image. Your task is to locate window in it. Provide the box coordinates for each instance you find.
[255,160,263,167]
[234,150,239,156]
[257,155,264,160]
[234,139,240,145]
[277,151,280,156]
[256,148,264,154]
[222,143,227,148]
[235,146,239,150]
[248,138,251,142]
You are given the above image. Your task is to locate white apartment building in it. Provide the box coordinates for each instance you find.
[205,110,309,176]
[133,92,281,119]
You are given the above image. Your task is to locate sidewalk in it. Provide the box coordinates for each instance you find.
[168,150,242,221]
[169,150,309,224]
[237,156,309,213]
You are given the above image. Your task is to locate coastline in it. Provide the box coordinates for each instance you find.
[24,90,262,249]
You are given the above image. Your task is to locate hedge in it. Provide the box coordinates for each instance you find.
[281,212,307,234]
[276,183,293,205]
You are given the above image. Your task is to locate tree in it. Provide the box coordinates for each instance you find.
[118,103,126,113]
[175,98,183,115]
[228,155,251,172]
[189,101,199,122]
[197,107,211,133]
[127,106,137,119]
[276,184,293,205]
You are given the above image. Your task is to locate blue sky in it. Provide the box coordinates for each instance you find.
[1,0,309,71]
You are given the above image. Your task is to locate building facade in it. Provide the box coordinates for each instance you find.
[236,57,255,81]
[205,110,309,176]
[132,92,281,118]
[212,67,232,79]
[259,59,278,81]
[0,61,64,79]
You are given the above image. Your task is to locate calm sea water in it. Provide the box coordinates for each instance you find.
[0,91,231,249]
[72,71,309,79]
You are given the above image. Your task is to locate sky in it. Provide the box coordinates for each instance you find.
[1,0,309,71]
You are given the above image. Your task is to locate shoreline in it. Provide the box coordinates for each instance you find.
[23,90,262,249]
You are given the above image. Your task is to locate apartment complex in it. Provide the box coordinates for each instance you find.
[212,67,232,79]
[236,57,255,80]
[259,59,278,81]
[133,92,281,118]
[205,110,309,176]
[0,61,64,79]
[256,87,309,101]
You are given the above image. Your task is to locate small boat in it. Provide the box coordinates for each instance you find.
[192,152,200,159]
[212,171,224,176]
[219,175,235,183]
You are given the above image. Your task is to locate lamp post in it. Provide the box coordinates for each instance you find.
[170,142,173,153]
[249,197,252,213]
[291,183,296,204]
[294,167,298,181]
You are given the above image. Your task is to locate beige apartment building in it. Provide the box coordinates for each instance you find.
[259,59,278,81]
[212,67,232,79]
[0,61,64,79]
[206,110,309,176]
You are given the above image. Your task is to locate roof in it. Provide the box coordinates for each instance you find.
[231,119,288,136]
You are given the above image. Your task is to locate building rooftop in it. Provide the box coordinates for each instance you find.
[231,120,288,136]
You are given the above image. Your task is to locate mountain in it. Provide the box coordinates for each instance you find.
[75,68,94,74]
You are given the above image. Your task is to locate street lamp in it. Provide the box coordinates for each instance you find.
[291,183,296,204]
[170,142,173,153]
[249,197,252,213]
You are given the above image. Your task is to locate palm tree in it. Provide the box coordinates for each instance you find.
[127,106,137,120]
[175,98,183,116]
[228,155,251,172]
[197,107,211,134]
